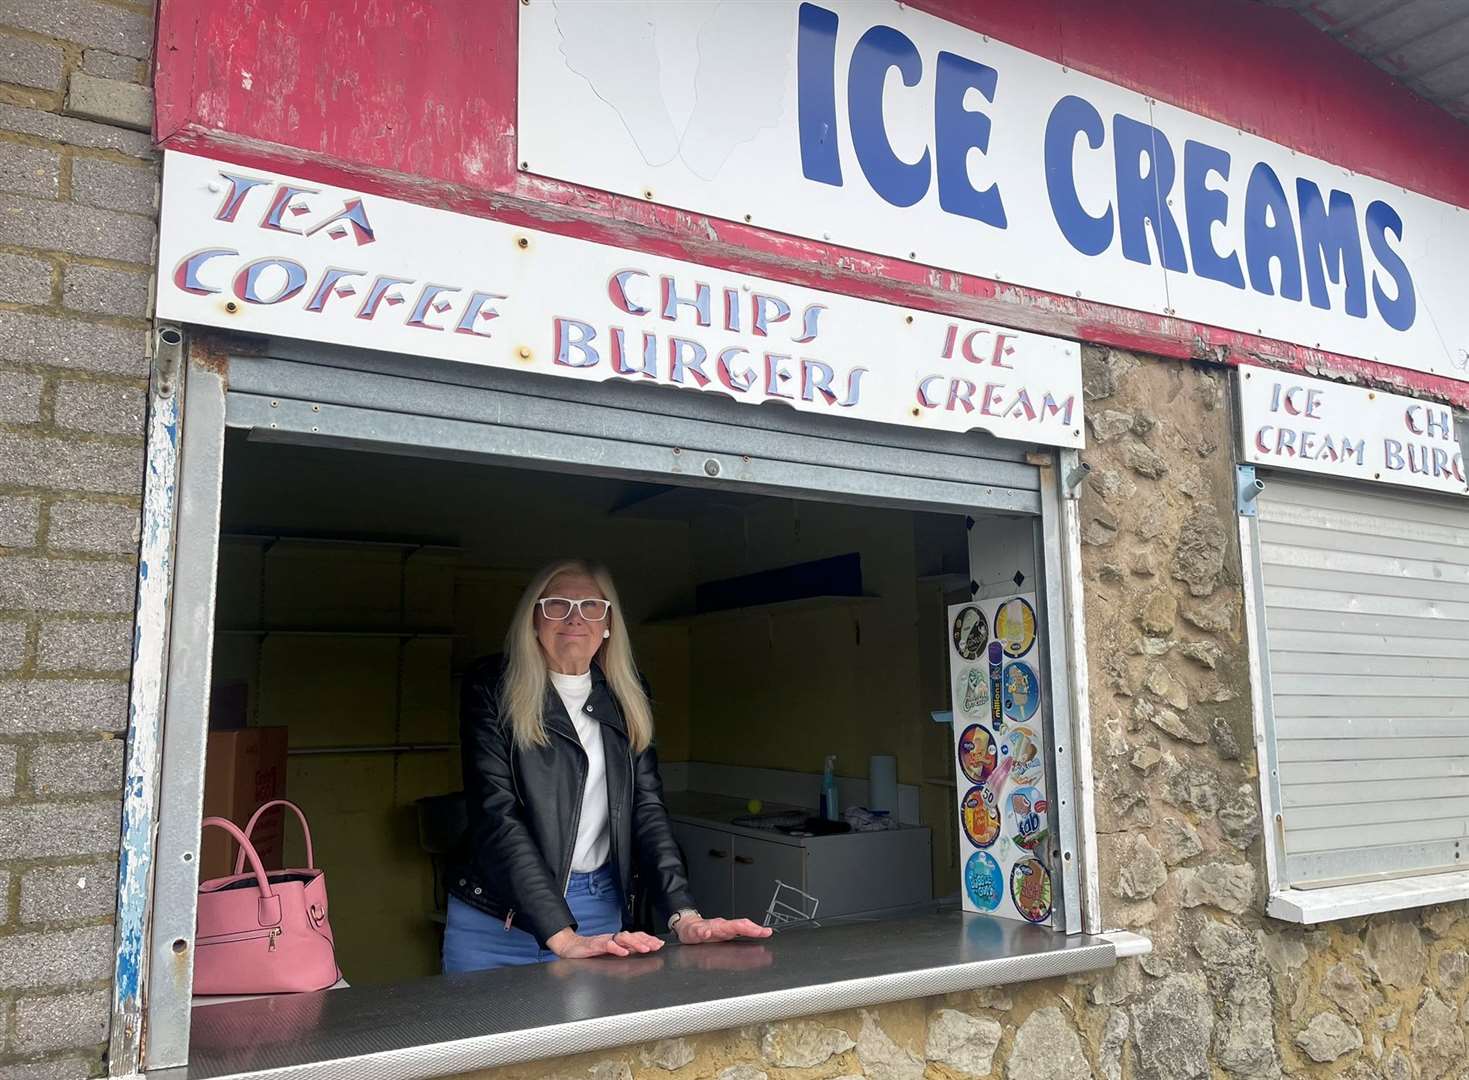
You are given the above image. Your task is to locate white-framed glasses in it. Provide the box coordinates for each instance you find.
[536,597,612,622]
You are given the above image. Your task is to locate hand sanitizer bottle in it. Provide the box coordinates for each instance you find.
[821,755,840,821]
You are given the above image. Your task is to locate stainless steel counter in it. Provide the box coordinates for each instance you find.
[165,911,1115,1080]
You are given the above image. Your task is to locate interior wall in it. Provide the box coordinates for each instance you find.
[687,501,924,785]
[211,538,462,985]
[684,499,968,904]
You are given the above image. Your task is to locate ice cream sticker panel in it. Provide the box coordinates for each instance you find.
[949,595,1053,926]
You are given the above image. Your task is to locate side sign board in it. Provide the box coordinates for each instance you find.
[156,151,1084,448]
[519,0,1469,384]
[1238,365,1467,496]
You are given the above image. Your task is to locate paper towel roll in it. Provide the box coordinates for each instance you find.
[869,754,898,814]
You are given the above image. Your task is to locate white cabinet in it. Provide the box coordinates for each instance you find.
[730,834,807,922]
[670,817,931,923]
[675,822,734,919]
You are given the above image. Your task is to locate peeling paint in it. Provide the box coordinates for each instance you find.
[109,367,183,1077]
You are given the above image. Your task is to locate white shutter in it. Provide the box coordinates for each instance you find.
[1257,476,1469,888]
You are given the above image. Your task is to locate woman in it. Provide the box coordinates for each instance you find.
[445,559,771,970]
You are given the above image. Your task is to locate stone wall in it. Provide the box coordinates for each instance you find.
[452,348,1469,1080]
[0,1,155,1076]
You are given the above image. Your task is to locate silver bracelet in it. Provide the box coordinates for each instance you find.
[668,907,701,931]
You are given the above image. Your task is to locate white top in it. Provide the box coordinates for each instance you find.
[549,669,611,874]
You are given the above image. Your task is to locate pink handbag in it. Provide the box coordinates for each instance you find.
[194,799,339,995]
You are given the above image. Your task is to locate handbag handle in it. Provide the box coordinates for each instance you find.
[202,817,275,898]
[233,798,315,875]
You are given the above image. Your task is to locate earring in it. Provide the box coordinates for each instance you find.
[603,629,611,639]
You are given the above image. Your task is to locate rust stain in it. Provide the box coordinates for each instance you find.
[189,335,231,385]
[189,329,269,388]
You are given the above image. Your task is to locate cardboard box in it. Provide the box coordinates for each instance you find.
[200,727,289,881]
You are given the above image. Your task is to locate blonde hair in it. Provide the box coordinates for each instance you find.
[500,559,654,753]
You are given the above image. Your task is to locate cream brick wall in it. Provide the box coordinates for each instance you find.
[0,1,154,1075]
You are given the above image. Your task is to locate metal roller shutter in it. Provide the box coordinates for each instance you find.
[1257,476,1469,888]
[222,343,1044,516]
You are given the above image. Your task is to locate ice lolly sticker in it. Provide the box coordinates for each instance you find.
[984,747,1014,797]
[964,851,1004,912]
[1010,858,1053,923]
[988,641,1004,733]
[1004,726,1043,785]
[1006,786,1049,853]
[995,597,1037,657]
[957,723,997,784]
[960,784,1001,848]
[1002,661,1040,723]
[955,666,988,717]
[952,606,989,660]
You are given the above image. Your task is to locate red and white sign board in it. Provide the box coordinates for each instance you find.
[156,151,1083,448]
[1238,365,1467,496]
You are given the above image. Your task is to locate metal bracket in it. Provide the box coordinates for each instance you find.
[1060,449,1088,500]
[153,323,184,398]
[1236,464,1264,517]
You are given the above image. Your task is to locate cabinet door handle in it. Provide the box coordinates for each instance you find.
[734,855,755,865]
[708,849,729,859]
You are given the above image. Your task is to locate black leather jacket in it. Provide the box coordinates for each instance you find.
[448,657,695,947]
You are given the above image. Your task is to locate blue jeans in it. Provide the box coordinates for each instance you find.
[442,864,624,972]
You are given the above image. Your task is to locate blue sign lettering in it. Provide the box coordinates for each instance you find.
[934,51,1006,227]
[848,25,930,208]
[1366,199,1416,331]
[1113,114,1188,271]
[1183,140,1243,289]
[1244,162,1303,302]
[1044,95,1112,257]
[792,4,1418,334]
[1297,179,1366,318]
[796,3,843,187]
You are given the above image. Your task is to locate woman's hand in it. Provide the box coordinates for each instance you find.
[674,916,773,945]
[546,927,665,959]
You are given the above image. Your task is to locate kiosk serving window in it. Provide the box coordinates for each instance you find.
[138,153,1110,1075]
